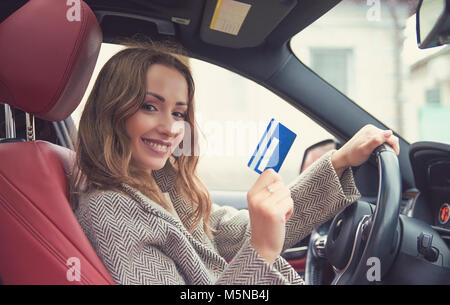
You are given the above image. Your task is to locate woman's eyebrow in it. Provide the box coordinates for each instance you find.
[146,91,187,106]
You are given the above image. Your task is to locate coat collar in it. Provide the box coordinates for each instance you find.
[151,159,177,193]
[119,160,219,255]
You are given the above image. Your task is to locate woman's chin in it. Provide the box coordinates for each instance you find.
[132,158,167,172]
[150,157,171,170]
[145,161,166,171]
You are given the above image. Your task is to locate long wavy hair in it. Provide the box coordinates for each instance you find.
[69,41,213,238]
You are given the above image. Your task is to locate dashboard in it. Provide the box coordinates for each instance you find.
[409,142,450,246]
[428,160,450,229]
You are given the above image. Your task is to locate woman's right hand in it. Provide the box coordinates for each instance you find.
[247,168,294,265]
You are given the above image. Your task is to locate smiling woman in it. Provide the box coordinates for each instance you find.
[70,42,213,236]
[71,41,315,284]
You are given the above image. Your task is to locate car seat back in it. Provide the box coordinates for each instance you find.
[0,0,114,284]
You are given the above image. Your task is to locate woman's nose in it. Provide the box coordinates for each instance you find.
[156,115,184,137]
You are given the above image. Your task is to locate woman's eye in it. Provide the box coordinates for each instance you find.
[174,112,187,119]
[142,103,186,119]
[141,104,157,111]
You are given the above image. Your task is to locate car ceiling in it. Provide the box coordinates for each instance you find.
[1,0,341,77]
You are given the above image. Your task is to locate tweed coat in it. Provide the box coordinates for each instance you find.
[75,150,361,285]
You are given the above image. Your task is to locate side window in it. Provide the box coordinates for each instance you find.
[190,59,333,192]
[310,48,354,97]
[72,44,334,193]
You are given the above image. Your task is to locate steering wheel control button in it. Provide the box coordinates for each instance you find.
[417,232,439,263]
[419,232,432,249]
[361,218,372,242]
[313,236,327,258]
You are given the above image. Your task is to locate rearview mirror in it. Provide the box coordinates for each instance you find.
[416,0,450,49]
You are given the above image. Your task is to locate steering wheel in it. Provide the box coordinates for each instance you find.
[305,144,402,284]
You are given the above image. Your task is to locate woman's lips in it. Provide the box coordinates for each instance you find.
[141,138,169,156]
[143,138,172,147]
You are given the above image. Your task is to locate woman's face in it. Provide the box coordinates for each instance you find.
[125,64,188,172]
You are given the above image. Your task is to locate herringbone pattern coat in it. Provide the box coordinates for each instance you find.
[75,151,360,284]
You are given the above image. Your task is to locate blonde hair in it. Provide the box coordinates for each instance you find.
[69,41,214,238]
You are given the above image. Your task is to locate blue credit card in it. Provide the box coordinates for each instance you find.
[248,118,297,174]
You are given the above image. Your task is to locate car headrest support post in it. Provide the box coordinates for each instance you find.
[4,104,16,139]
[25,113,35,141]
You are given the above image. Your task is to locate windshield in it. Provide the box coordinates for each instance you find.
[291,0,450,144]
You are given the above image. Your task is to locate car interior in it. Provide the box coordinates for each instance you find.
[0,0,449,285]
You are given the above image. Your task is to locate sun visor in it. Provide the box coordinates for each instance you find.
[200,0,297,48]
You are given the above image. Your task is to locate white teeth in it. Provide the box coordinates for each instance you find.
[142,139,168,152]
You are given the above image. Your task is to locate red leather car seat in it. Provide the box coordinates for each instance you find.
[0,0,114,284]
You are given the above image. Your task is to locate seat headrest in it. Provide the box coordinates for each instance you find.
[0,0,102,121]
